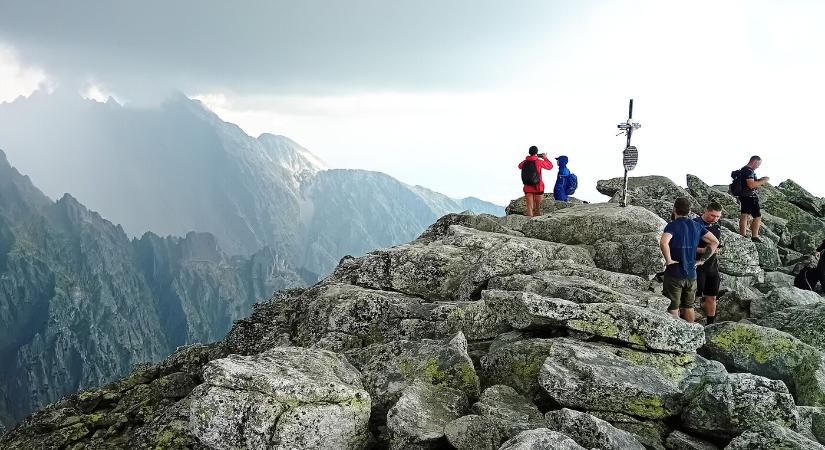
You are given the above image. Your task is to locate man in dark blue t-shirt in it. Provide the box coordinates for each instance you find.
[660,197,719,322]
[737,155,770,242]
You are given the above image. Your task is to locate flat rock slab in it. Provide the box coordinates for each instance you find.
[483,290,705,352]
[331,225,593,301]
[539,340,684,419]
[189,347,371,450]
[520,203,666,277]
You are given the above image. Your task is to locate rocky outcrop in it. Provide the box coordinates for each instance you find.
[545,408,646,450]
[498,429,587,450]
[189,347,371,449]
[4,173,825,449]
[724,422,824,449]
[702,322,825,406]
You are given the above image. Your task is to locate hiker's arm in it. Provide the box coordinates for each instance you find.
[746,176,770,188]
[660,232,677,265]
[542,159,553,170]
[518,161,524,169]
[699,231,719,260]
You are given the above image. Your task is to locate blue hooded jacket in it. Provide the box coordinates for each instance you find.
[553,155,571,201]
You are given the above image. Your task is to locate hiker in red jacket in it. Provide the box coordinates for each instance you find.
[518,146,554,217]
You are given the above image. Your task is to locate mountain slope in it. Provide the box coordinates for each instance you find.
[0,91,503,276]
[0,150,304,428]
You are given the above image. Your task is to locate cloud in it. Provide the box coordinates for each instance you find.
[0,45,48,102]
[0,0,562,101]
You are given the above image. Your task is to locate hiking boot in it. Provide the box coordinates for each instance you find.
[751,236,762,243]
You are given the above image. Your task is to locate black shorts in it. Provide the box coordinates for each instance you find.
[739,196,761,218]
[696,267,720,297]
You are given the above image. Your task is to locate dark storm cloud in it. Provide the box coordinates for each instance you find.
[0,0,565,99]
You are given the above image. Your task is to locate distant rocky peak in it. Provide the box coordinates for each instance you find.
[257,133,328,175]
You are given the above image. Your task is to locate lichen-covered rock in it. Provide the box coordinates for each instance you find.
[345,332,479,420]
[471,385,546,440]
[762,196,825,246]
[505,194,583,216]
[518,260,654,292]
[681,373,799,439]
[724,422,824,450]
[664,430,720,450]
[480,338,557,403]
[498,428,587,450]
[687,174,740,219]
[750,286,824,319]
[385,381,469,450]
[762,271,797,289]
[794,231,821,254]
[597,176,699,211]
[331,225,593,301]
[545,408,645,450]
[488,271,668,310]
[754,237,782,271]
[590,411,671,450]
[444,415,503,450]
[483,290,705,352]
[417,212,522,243]
[759,304,825,353]
[189,347,371,450]
[520,203,666,276]
[717,228,762,276]
[778,180,825,217]
[290,283,510,350]
[538,340,684,419]
[798,406,825,445]
[702,322,825,406]
[714,287,759,322]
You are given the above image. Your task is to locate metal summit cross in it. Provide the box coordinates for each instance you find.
[616,99,641,207]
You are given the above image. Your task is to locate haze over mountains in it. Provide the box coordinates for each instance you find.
[0,149,305,427]
[0,91,503,278]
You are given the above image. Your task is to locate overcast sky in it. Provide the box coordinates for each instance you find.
[1,0,824,204]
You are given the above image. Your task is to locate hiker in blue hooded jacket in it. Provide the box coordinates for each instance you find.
[553,155,571,201]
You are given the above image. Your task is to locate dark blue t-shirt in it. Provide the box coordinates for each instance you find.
[664,217,708,279]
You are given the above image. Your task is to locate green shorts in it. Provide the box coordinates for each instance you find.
[663,274,697,310]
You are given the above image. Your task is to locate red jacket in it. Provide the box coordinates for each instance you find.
[518,155,554,193]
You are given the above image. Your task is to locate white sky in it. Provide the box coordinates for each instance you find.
[2,1,824,205]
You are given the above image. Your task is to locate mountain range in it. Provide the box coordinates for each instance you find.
[0,91,502,278]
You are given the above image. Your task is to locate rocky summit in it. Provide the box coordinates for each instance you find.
[2,174,825,449]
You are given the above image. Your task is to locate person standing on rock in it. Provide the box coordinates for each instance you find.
[694,202,724,324]
[553,155,571,201]
[518,146,553,217]
[660,197,720,322]
[735,155,770,242]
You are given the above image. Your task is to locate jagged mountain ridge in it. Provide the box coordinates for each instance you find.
[0,91,503,277]
[0,150,305,428]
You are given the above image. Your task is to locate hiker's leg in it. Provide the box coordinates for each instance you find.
[681,279,697,323]
[751,217,762,239]
[524,194,534,217]
[533,194,544,216]
[703,296,717,323]
[738,213,749,236]
[663,275,682,318]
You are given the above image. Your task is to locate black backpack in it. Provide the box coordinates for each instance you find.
[521,160,540,185]
[729,169,744,196]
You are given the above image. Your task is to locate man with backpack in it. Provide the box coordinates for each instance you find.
[730,155,770,242]
[694,202,724,324]
[518,146,553,216]
[553,155,578,201]
[660,197,720,322]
